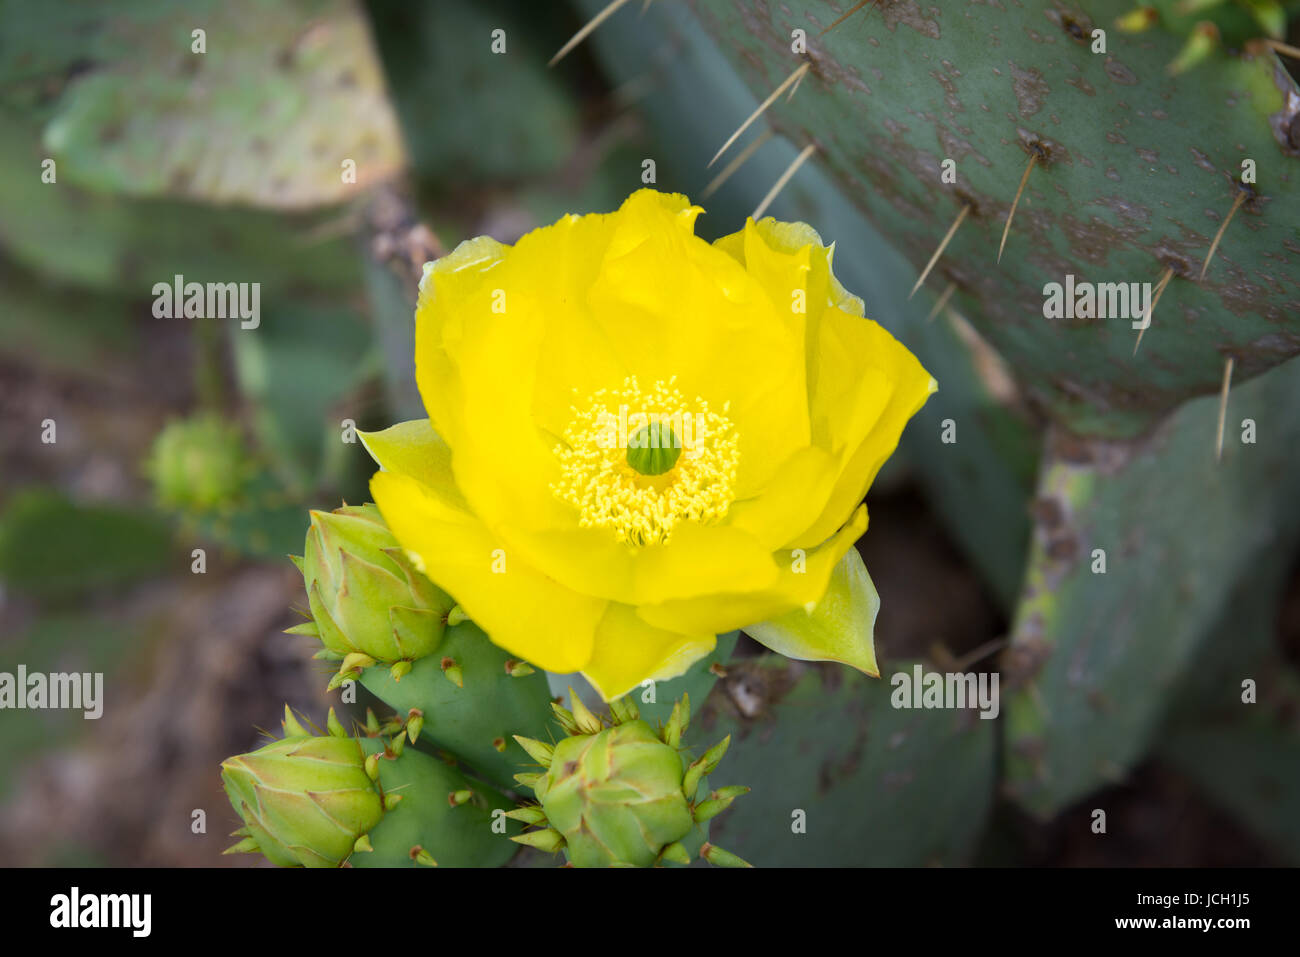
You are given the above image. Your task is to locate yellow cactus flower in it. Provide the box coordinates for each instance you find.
[362,189,935,701]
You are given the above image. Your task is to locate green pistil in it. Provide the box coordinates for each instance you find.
[627,424,681,476]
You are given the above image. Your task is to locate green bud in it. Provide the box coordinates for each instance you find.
[145,413,253,511]
[298,504,455,688]
[221,723,386,868]
[509,693,747,868]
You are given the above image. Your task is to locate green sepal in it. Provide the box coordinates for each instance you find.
[744,546,880,678]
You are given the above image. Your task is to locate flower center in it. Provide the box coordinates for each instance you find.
[551,376,739,546]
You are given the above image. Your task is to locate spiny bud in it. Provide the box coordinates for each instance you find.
[297,504,454,689]
[509,693,745,868]
[448,789,473,807]
[446,605,470,627]
[221,718,385,868]
[441,656,463,688]
[505,659,535,677]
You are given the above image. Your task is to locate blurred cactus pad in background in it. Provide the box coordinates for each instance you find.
[1,0,1299,868]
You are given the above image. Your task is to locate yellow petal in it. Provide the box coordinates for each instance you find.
[370,470,603,674]
[496,519,780,608]
[710,217,875,545]
[414,235,511,444]
[744,544,880,677]
[636,505,867,636]
[715,216,863,315]
[580,603,716,702]
[582,195,810,496]
[799,307,936,547]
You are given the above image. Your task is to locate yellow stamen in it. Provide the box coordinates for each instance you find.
[551,376,739,546]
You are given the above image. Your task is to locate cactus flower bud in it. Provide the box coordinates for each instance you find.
[145,413,253,511]
[290,503,455,688]
[510,689,749,867]
[221,714,386,868]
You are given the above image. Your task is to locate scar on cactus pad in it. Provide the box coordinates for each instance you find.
[508,690,751,868]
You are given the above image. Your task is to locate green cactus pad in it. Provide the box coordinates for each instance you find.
[358,620,556,792]
[353,736,518,868]
[699,655,995,866]
[686,0,1300,438]
[1002,354,1300,815]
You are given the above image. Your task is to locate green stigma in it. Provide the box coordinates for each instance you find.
[627,424,682,476]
